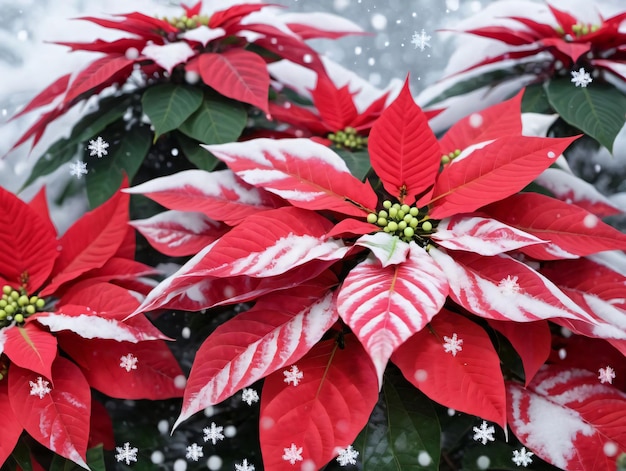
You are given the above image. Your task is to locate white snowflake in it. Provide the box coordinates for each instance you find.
[115,442,138,465]
[119,353,138,372]
[443,333,463,356]
[498,275,522,296]
[282,443,303,465]
[234,458,255,471]
[571,67,593,87]
[336,445,359,466]
[283,365,303,386]
[242,388,259,405]
[87,136,109,157]
[29,376,51,399]
[512,447,534,467]
[203,422,225,445]
[186,443,204,461]
[411,29,432,51]
[69,160,88,179]
[598,366,616,384]
[473,421,496,445]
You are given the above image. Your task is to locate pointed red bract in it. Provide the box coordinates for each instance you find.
[63,55,134,105]
[11,73,70,120]
[9,358,91,469]
[259,336,378,470]
[27,187,57,237]
[0,380,22,468]
[3,323,57,380]
[310,73,358,131]
[337,243,448,383]
[429,136,578,219]
[205,138,378,217]
[368,78,442,202]
[508,366,626,471]
[393,310,507,428]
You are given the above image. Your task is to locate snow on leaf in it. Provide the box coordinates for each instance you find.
[507,366,626,471]
[598,366,616,384]
[473,421,496,445]
[282,443,303,465]
[203,422,225,445]
[142,42,195,73]
[3,324,57,380]
[355,232,410,267]
[338,243,448,385]
[181,25,225,46]
[115,442,138,465]
[29,376,52,399]
[119,353,138,372]
[204,138,377,217]
[283,365,303,386]
[442,333,463,356]
[432,216,546,255]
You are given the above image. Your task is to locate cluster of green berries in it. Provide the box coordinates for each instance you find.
[367,200,436,243]
[162,14,210,31]
[441,149,461,164]
[328,127,368,150]
[0,285,46,326]
[555,23,599,37]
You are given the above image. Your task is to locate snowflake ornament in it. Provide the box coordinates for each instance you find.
[234,459,255,471]
[242,387,259,405]
[283,365,303,386]
[598,366,616,384]
[203,422,225,445]
[29,376,51,399]
[473,420,496,445]
[69,160,88,179]
[571,67,593,87]
[115,442,138,465]
[186,443,204,461]
[119,353,138,372]
[443,333,463,356]
[512,447,534,467]
[411,29,432,51]
[336,445,359,466]
[87,136,109,157]
[282,443,304,465]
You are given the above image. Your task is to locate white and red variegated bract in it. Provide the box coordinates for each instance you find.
[130,76,626,470]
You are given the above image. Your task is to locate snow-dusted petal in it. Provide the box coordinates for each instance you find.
[142,42,196,73]
[433,216,546,255]
[181,25,226,46]
[355,232,410,267]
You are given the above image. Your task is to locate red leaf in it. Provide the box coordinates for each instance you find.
[42,187,129,296]
[3,323,57,380]
[507,366,626,471]
[9,358,91,468]
[126,169,285,226]
[547,4,578,32]
[72,257,159,289]
[0,187,57,292]
[460,25,537,45]
[368,78,442,202]
[310,73,358,131]
[175,280,338,427]
[27,187,57,237]
[11,73,70,120]
[393,309,507,428]
[326,218,376,238]
[209,4,269,29]
[259,335,378,470]
[428,136,578,219]
[191,50,270,113]
[337,243,449,383]
[540,37,592,63]
[63,55,134,105]
[8,106,66,153]
[0,379,23,467]
[58,335,184,400]
[206,138,378,217]
[484,192,626,259]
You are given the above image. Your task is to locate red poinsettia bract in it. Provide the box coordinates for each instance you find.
[0,183,182,468]
[127,81,626,470]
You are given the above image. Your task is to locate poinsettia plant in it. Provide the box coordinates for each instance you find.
[126,79,626,470]
[0,181,183,470]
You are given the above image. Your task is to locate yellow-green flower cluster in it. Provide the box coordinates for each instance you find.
[441,149,461,164]
[328,127,368,150]
[162,14,210,31]
[556,24,600,38]
[0,285,46,326]
[367,200,436,243]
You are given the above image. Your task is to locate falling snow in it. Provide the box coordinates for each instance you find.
[336,445,359,466]
[185,443,204,461]
[87,136,109,157]
[411,29,431,51]
[443,333,463,356]
[69,160,88,179]
[29,377,51,399]
[473,421,496,445]
[512,447,534,467]
[119,353,138,372]
[242,388,259,405]
[570,67,593,87]
[598,366,616,384]
[283,365,304,386]
[282,443,304,465]
[234,459,255,471]
[115,442,138,465]
[203,422,225,445]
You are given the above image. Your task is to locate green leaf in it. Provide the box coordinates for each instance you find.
[545,78,626,153]
[21,94,132,190]
[141,84,203,139]
[9,439,34,471]
[355,371,441,470]
[522,84,553,114]
[176,132,219,171]
[178,93,246,144]
[333,147,371,181]
[49,445,106,471]
[85,123,152,208]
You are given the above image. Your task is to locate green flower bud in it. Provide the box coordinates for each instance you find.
[14,313,24,323]
[410,217,419,228]
[388,221,399,232]
[36,299,45,309]
[30,296,38,304]
[397,210,405,219]
[383,200,392,209]
[10,291,19,301]
[404,214,413,223]
[0,300,6,308]
[581,24,589,35]
[454,149,461,156]
[398,221,407,230]
[5,305,14,315]
[26,305,36,315]
[378,210,388,219]
[377,217,388,227]
[18,295,29,307]
[392,203,401,211]
[591,24,599,33]
[422,220,433,232]
[388,207,398,218]
[401,204,410,213]
[2,285,11,295]
[409,207,419,217]
[367,213,378,224]
[441,156,450,164]
[383,226,390,232]
[403,227,415,238]
[0,310,6,319]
